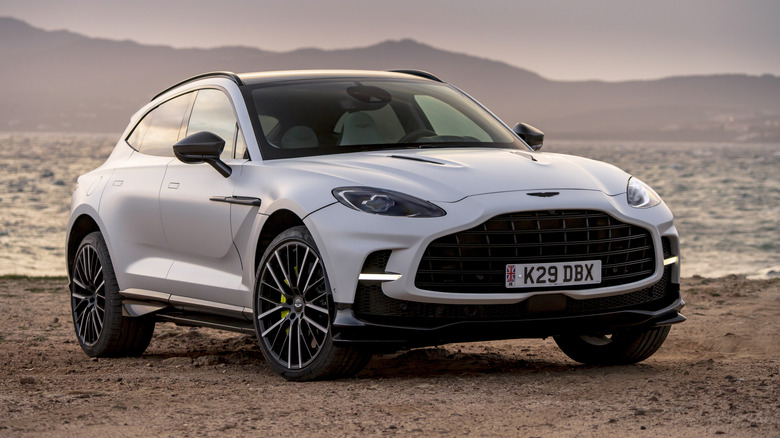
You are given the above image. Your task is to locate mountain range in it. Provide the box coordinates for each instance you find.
[2,16,779,142]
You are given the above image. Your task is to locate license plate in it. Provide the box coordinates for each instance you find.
[505,260,602,288]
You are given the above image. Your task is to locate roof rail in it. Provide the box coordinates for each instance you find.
[151,71,244,101]
[388,69,442,82]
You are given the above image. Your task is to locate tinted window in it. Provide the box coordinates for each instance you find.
[246,79,522,160]
[127,93,194,157]
[187,89,239,159]
[415,95,491,141]
[235,128,248,159]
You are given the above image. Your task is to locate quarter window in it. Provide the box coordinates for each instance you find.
[127,93,194,157]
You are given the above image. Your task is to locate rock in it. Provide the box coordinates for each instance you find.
[194,355,221,366]
[162,357,192,367]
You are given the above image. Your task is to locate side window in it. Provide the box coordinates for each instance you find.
[126,114,150,150]
[187,89,238,159]
[235,128,248,159]
[414,95,491,141]
[127,93,194,157]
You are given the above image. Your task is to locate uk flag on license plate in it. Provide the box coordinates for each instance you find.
[506,265,516,285]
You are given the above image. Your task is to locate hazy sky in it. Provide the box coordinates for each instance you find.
[2,0,778,81]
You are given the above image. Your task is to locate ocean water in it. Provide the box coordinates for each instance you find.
[1,133,778,278]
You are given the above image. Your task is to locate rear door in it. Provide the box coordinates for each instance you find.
[100,92,194,292]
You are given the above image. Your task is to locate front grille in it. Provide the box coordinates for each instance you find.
[354,266,675,327]
[415,210,656,293]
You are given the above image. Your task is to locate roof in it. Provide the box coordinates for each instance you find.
[152,69,441,101]
[239,69,442,85]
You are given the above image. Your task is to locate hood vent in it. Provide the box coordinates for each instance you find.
[388,154,445,165]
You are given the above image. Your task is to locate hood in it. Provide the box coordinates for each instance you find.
[270,148,630,203]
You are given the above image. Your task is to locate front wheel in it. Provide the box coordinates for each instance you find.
[254,226,371,381]
[554,326,671,365]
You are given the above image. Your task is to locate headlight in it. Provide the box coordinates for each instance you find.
[627,177,661,208]
[332,187,446,217]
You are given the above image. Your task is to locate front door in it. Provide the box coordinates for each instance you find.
[160,88,252,307]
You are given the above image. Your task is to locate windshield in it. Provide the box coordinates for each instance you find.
[243,79,526,159]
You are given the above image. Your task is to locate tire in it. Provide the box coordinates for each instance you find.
[70,231,154,357]
[254,226,371,381]
[554,325,671,365]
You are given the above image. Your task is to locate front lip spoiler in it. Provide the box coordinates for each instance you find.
[331,295,685,351]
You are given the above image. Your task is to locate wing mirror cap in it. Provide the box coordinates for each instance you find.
[512,123,544,151]
[173,131,232,177]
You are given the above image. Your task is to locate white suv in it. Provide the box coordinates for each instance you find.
[67,70,684,380]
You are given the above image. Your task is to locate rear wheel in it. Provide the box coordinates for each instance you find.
[70,231,154,357]
[254,226,371,381]
[554,326,671,365]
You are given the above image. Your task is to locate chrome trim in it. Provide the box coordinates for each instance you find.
[358,273,402,281]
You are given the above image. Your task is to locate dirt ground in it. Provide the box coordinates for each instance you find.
[1,275,778,437]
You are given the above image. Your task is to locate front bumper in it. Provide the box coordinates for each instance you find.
[307,189,679,306]
[332,274,685,351]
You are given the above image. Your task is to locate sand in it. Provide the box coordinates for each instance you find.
[0,275,778,437]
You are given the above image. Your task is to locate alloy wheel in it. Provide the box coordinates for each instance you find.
[256,241,330,370]
[71,243,106,346]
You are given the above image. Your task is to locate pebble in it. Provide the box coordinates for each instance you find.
[162,357,192,367]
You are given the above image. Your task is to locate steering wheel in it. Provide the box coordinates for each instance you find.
[398,129,436,143]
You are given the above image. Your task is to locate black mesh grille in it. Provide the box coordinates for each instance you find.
[415,210,656,293]
[362,250,391,273]
[354,266,675,327]
[662,236,672,259]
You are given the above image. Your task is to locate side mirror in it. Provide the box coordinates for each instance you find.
[512,123,544,151]
[173,131,232,177]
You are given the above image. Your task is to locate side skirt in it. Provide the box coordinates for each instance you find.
[119,288,255,335]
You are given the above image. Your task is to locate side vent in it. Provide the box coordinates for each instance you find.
[361,250,392,274]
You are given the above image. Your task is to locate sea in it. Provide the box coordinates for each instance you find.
[1,133,778,279]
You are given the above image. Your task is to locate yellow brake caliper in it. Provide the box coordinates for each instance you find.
[280,294,289,319]
[280,266,298,334]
